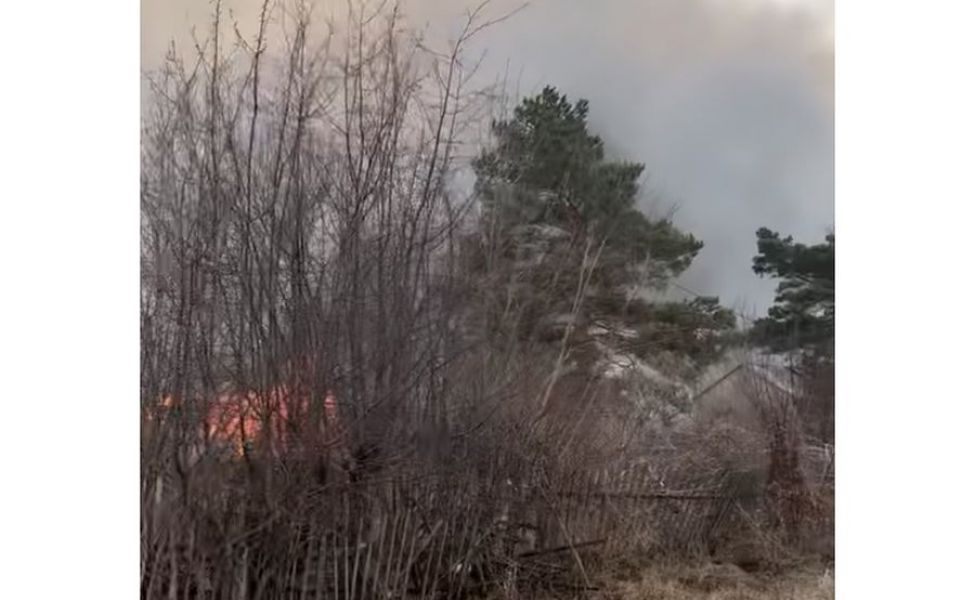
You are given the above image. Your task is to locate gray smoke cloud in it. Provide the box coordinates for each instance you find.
[453,0,834,317]
[143,0,833,316]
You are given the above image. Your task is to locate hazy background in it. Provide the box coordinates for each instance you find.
[142,0,833,316]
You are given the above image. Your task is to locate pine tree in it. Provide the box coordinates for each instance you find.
[471,86,734,386]
[750,227,834,358]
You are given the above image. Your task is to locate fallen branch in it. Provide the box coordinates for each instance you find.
[516,538,607,559]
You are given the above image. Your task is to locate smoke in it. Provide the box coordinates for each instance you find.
[142,0,833,316]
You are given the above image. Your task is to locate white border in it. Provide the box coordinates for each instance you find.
[838,1,975,597]
[0,1,138,598]
[2,0,974,597]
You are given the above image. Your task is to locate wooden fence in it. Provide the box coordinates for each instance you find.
[142,463,759,599]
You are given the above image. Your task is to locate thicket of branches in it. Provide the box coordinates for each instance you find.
[141,2,634,595]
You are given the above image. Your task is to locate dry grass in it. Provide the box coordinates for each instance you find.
[590,558,833,600]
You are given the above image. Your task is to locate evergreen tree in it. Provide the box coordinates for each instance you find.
[471,86,733,380]
[474,86,702,288]
[750,227,834,356]
[750,227,835,444]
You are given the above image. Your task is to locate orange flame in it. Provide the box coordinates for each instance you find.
[157,386,341,457]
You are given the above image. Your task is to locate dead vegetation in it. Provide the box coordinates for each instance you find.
[590,559,833,600]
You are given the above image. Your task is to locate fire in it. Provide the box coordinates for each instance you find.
[156,386,341,457]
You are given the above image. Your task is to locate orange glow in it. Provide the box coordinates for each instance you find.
[157,386,341,457]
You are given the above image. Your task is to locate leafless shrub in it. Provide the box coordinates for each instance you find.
[140,0,629,595]
[733,357,832,558]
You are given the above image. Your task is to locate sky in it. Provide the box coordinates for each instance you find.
[142,0,833,317]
